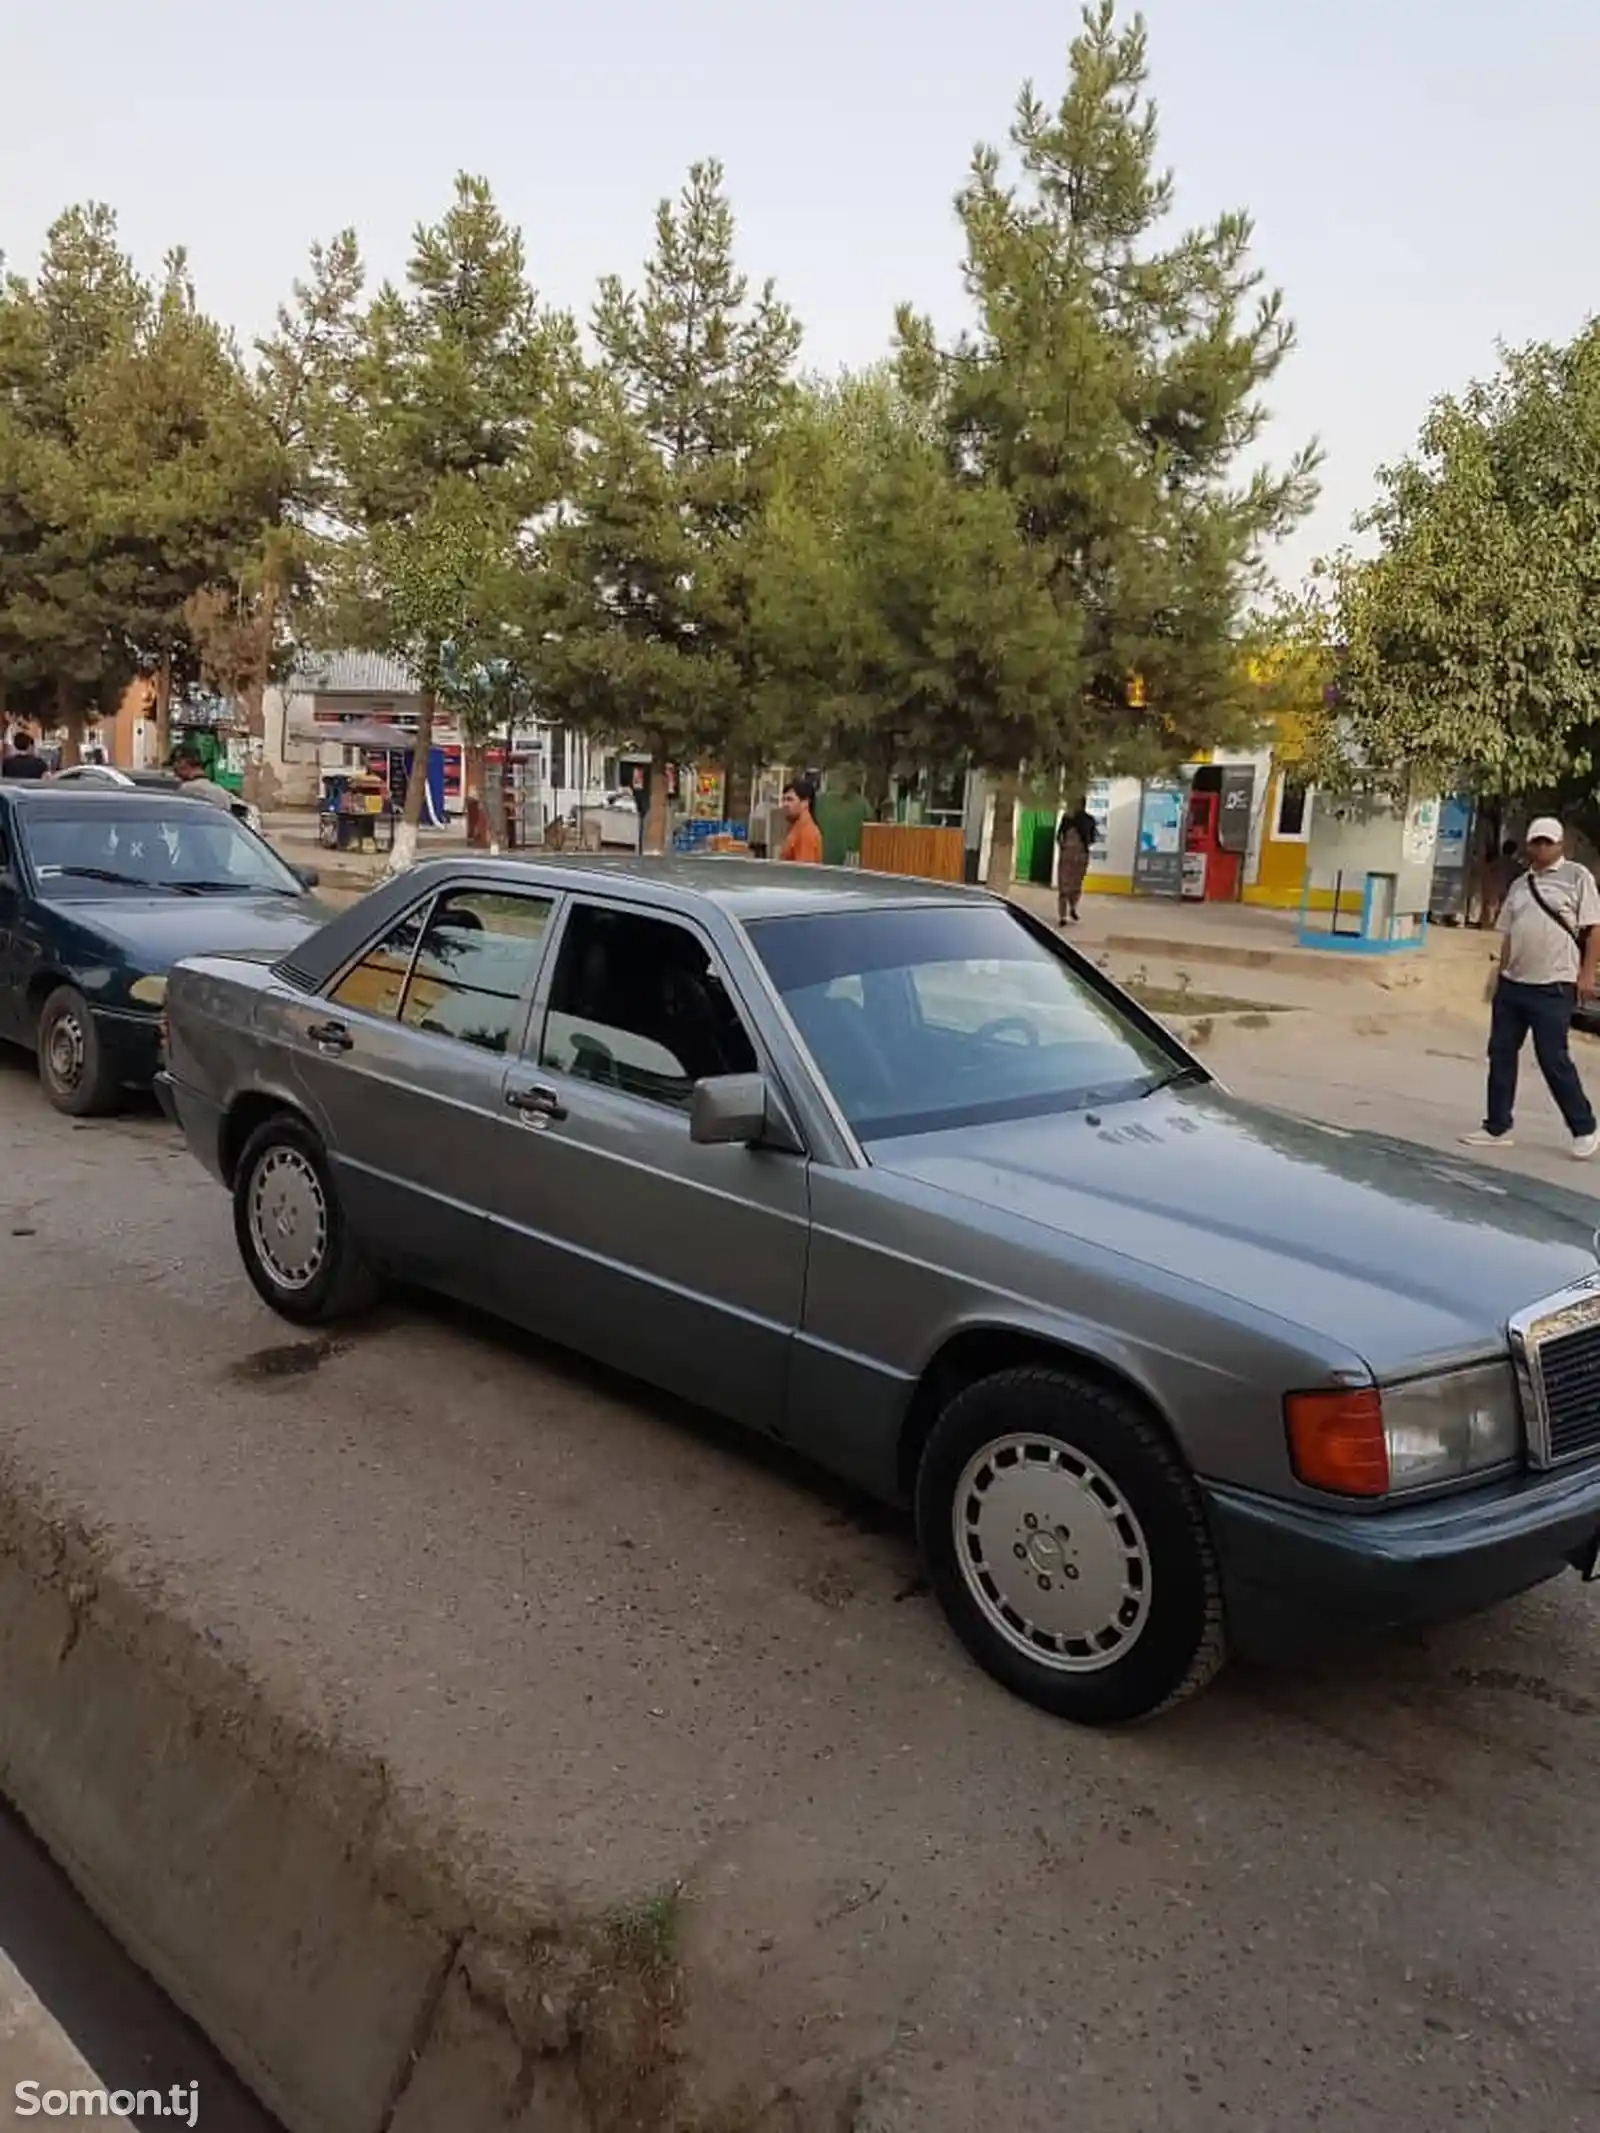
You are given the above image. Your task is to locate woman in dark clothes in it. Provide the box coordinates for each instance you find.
[1056,802,1097,925]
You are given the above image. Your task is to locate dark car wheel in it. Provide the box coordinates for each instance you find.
[915,1366,1227,1725]
[36,985,123,1117]
[232,1113,382,1326]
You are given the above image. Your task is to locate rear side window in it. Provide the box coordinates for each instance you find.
[401,890,554,1053]
[330,906,426,1020]
[329,888,554,1055]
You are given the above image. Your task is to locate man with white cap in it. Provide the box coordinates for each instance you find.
[1463,816,1600,1157]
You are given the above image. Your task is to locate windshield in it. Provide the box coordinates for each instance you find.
[22,805,302,899]
[747,902,1178,1141]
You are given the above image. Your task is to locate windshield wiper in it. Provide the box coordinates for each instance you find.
[174,877,301,898]
[53,866,184,892]
[1141,1062,1209,1098]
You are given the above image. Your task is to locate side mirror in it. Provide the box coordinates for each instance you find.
[291,864,321,890]
[689,1073,800,1153]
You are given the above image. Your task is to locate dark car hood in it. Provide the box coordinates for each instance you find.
[870,1086,1600,1374]
[69,892,326,972]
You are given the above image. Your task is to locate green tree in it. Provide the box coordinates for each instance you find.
[79,251,286,758]
[324,176,577,868]
[751,369,1080,816]
[0,206,150,745]
[897,1,1317,879]
[0,208,286,761]
[546,160,801,851]
[185,233,368,803]
[1308,327,1600,821]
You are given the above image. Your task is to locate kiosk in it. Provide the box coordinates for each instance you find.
[1298,793,1439,953]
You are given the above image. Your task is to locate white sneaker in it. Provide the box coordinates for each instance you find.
[1572,1133,1600,1161]
[1460,1129,1515,1149]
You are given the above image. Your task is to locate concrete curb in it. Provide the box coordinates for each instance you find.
[0,1472,680,2133]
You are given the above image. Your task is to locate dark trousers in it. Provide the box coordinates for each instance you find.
[1486,978,1596,1137]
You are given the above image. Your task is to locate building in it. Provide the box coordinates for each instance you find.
[1078,724,1318,910]
[259,653,622,826]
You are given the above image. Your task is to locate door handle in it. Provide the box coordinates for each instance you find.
[305,1019,354,1053]
[506,1084,567,1122]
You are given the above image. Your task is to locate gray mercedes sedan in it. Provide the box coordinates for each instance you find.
[158,858,1600,1724]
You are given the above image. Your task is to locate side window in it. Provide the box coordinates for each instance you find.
[399,889,555,1054]
[330,904,427,1021]
[539,904,759,1110]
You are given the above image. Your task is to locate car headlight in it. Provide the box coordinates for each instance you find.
[129,975,168,1007]
[1286,1364,1521,1497]
[1381,1365,1522,1489]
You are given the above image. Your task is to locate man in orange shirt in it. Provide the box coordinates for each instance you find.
[778,775,824,864]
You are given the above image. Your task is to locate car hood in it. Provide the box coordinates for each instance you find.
[869,1085,1600,1375]
[69,892,326,972]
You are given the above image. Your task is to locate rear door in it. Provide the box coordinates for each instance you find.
[282,882,560,1292]
[485,896,810,1433]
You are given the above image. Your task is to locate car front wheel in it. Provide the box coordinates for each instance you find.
[915,1366,1226,1725]
[36,985,122,1116]
[232,1113,382,1325]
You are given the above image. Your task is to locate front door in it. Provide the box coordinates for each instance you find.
[278,882,559,1292]
[487,898,810,1434]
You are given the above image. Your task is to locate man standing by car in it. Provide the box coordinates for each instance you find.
[171,743,238,813]
[1463,817,1600,1158]
[778,776,824,865]
[1,730,45,779]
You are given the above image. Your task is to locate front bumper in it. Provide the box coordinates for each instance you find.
[1205,1461,1600,1657]
[90,1005,162,1090]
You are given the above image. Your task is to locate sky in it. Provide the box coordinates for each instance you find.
[3,0,1598,579]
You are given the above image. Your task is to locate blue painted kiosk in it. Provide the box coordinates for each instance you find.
[1297,795,1441,956]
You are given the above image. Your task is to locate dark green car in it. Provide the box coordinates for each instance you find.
[0,786,325,1115]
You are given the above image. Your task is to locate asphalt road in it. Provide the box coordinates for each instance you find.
[0,1035,1598,2131]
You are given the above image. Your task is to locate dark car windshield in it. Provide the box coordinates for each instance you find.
[21,805,301,899]
[747,902,1176,1141]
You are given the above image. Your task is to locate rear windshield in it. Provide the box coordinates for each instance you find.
[747,902,1174,1141]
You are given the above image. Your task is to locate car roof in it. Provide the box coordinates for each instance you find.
[394,851,989,921]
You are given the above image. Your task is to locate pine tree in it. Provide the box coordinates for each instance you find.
[325,176,577,868]
[547,161,801,852]
[750,370,1079,812]
[898,2,1317,881]
[0,208,281,760]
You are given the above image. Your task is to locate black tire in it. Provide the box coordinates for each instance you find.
[36,985,123,1117]
[915,1366,1226,1725]
[232,1112,382,1326]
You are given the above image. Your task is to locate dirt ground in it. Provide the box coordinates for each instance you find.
[1,999,1598,2131]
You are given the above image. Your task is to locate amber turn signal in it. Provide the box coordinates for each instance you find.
[1285,1387,1389,1497]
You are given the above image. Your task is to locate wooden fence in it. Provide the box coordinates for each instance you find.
[858,823,967,884]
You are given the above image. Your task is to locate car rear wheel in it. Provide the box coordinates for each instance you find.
[915,1366,1226,1724]
[36,985,122,1117]
[233,1113,382,1325]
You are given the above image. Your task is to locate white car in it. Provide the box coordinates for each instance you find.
[50,764,263,836]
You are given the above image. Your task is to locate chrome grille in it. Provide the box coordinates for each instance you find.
[1509,1279,1600,1469]
[1535,1322,1600,1462]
